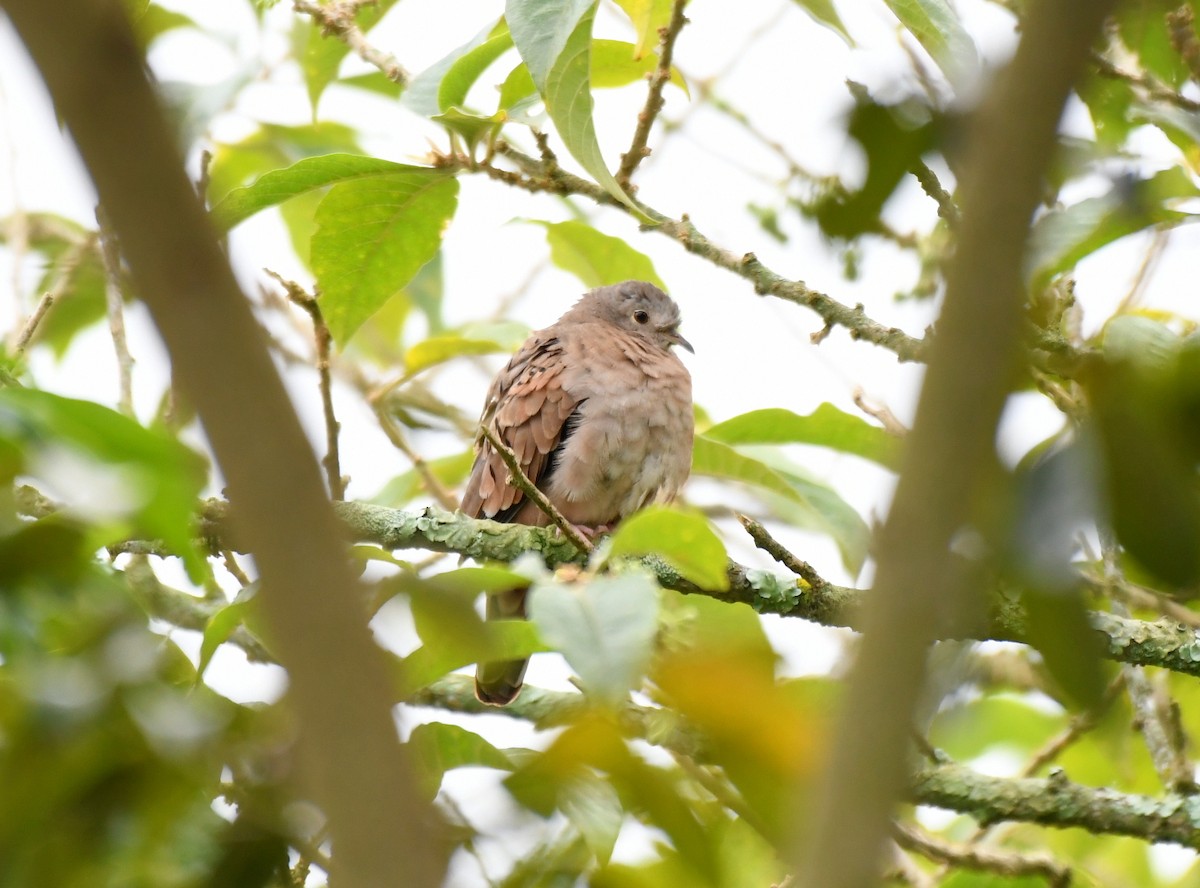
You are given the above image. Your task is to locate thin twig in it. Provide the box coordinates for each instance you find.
[691,81,821,185]
[268,271,345,500]
[196,148,213,206]
[673,753,771,838]
[736,513,829,591]
[911,161,960,228]
[1117,226,1167,313]
[12,290,56,357]
[12,234,94,357]
[1023,674,1123,777]
[1091,51,1200,111]
[853,387,908,436]
[479,423,593,553]
[1103,531,1195,793]
[472,142,932,363]
[885,844,936,888]
[894,822,1070,887]
[293,0,409,87]
[375,408,459,511]
[616,0,689,189]
[221,549,253,588]
[97,207,135,416]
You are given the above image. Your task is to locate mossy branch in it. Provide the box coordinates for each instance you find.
[192,499,1200,682]
[415,674,1200,851]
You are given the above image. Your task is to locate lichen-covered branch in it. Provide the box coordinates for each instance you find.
[413,674,1200,851]
[188,500,1200,681]
[912,761,1200,849]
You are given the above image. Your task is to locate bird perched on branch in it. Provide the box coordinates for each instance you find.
[461,280,695,705]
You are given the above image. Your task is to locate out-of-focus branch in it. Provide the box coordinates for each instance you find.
[415,675,1200,851]
[892,822,1069,887]
[268,272,345,501]
[797,0,1118,883]
[0,2,444,883]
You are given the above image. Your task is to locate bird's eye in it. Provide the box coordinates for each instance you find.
[633,310,650,324]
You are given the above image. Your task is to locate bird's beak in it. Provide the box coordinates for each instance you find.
[663,327,694,353]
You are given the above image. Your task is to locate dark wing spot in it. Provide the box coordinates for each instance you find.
[491,399,588,523]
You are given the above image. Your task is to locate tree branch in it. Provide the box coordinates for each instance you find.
[269,272,345,501]
[469,142,931,362]
[413,675,1200,851]
[0,2,443,882]
[615,0,690,188]
[479,423,594,553]
[891,822,1068,886]
[912,761,1200,849]
[798,0,1117,882]
[293,0,409,87]
[185,500,1200,682]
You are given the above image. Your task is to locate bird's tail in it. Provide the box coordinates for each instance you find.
[474,587,528,706]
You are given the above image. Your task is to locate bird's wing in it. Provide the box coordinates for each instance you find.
[460,330,583,522]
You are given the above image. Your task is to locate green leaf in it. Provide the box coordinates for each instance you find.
[590,40,688,96]
[0,519,91,586]
[881,0,978,83]
[404,335,509,376]
[930,696,1062,761]
[527,219,664,288]
[198,591,258,678]
[1101,314,1180,370]
[498,62,539,112]
[132,3,198,47]
[429,108,505,151]
[0,389,207,579]
[560,773,623,865]
[1021,585,1109,710]
[438,30,515,111]
[705,404,901,470]
[692,436,870,574]
[339,71,405,100]
[312,170,459,345]
[530,573,660,705]
[399,621,546,696]
[297,0,401,112]
[612,0,672,57]
[1130,99,1200,169]
[1078,70,1136,148]
[1088,351,1200,589]
[370,450,474,507]
[22,224,108,359]
[206,124,368,266]
[1026,168,1198,286]
[507,0,643,215]
[395,569,548,694]
[211,153,409,231]
[207,121,365,201]
[1116,1,1190,89]
[789,0,853,45]
[403,20,505,117]
[608,506,729,591]
[408,722,513,799]
[816,95,939,239]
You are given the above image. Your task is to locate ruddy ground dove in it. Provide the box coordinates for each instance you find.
[461,280,695,705]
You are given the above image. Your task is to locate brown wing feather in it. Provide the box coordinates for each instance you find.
[460,333,582,522]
